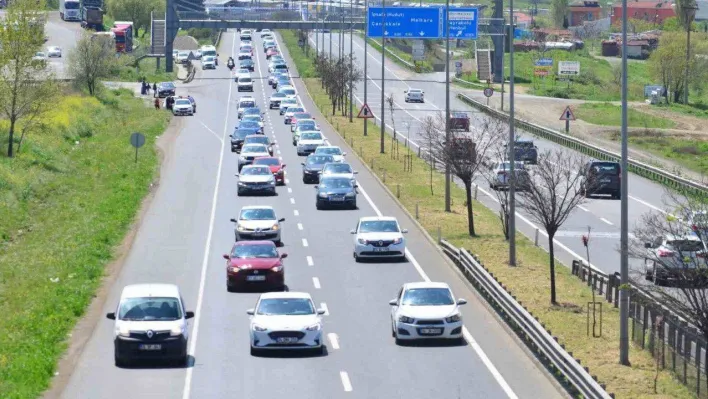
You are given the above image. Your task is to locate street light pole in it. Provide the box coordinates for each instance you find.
[339,0,343,60]
[316,0,319,55]
[683,4,698,105]
[349,0,354,122]
[508,0,516,265]
[444,0,451,212]
[364,0,369,136]
[619,0,630,367]
[380,0,386,154]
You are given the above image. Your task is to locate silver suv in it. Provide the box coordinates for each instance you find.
[643,233,708,285]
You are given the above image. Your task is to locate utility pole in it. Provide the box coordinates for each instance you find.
[349,0,354,122]
[364,0,369,136]
[339,0,343,60]
[316,0,319,55]
[619,0,630,367]
[508,0,516,265]
[444,0,451,212]
[330,15,333,58]
[380,0,386,154]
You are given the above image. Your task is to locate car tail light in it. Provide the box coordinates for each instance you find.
[692,225,699,232]
[657,249,674,257]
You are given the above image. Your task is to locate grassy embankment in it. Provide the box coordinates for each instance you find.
[356,34,435,72]
[577,103,676,129]
[281,29,695,399]
[0,88,170,398]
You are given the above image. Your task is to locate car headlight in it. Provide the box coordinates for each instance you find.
[271,224,279,231]
[319,193,327,198]
[445,314,462,323]
[357,238,368,245]
[239,155,247,161]
[271,265,283,272]
[252,324,267,332]
[270,180,276,185]
[305,323,321,331]
[345,192,355,197]
[237,224,246,231]
[393,237,403,245]
[398,315,415,323]
[228,265,240,273]
[170,325,184,336]
[117,325,130,337]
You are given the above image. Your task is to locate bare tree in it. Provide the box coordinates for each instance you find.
[314,54,361,117]
[419,112,503,236]
[69,32,118,96]
[517,149,587,304]
[419,115,438,196]
[481,134,520,240]
[0,0,59,158]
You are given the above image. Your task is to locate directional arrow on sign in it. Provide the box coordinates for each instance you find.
[456,30,463,36]
[384,30,389,35]
[419,31,425,36]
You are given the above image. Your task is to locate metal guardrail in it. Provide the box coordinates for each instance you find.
[453,77,487,89]
[439,239,614,399]
[366,37,415,69]
[456,93,708,196]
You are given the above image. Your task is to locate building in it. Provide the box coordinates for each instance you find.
[610,1,675,25]
[568,0,603,26]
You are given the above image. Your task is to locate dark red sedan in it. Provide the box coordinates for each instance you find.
[224,241,287,292]
[253,157,286,185]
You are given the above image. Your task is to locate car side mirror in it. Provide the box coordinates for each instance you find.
[230,218,237,223]
[282,164,286,168]
[301,162,305,166]
[342,152,347,156]
[350,229,357,234]
[185,311,195,319]
[246,309,255,316]
[280,253,288,258]
[106,312,116,320]
[354,184,359,188]
[314,185,318,189]
[457,298,467,305]
[234,173,239,176]
[353,171,359,174]
[401,229,409,233]
[317,309,326,315]
[404,90,408,93]
[645,242,652,248]
[389,299,398,305]
[223,254,229,260]
[278,218,285,222]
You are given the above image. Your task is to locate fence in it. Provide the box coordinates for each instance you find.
[439,239,613,399]
[456,93,708,197]
[571,260,708,397]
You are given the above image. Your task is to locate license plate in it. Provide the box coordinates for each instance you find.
[139,344,162,350]
[373,247,389,252]
[420,328,441,334]
[330,197,344,201]
[600,179,611,183]
[247,275,266,281]
[277,337,298,344]
[252,231,265,236]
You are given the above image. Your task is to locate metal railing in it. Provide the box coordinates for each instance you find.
[439,239,614,399]
[456,93,708,196]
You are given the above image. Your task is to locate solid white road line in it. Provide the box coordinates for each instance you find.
[356,181,518,399]
[320,302,329,315]
[307,256,314,266]
[302,238,309,247]
[199,122,224,143]
[600,217,614,225]
[578,205,589,212]
[297,222,303,230]
[328,333,340,350]
[339,371,353,392]
[182,32,236,399]
[312,277,321,289]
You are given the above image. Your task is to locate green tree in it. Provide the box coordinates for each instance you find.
[0,0,59,158]
[550,0,568,28]
[106,0,163,37]
[648,31,708,104]
[69,32,119,95]
[675,0,699,31]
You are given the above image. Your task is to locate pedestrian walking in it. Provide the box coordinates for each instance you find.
[153,83,158,98]
[154,98,160,110]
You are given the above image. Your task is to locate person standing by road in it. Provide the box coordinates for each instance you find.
[152,83,158,97]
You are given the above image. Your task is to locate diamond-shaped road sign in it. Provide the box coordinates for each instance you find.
[559,106,576,121]
[358,103,374,119]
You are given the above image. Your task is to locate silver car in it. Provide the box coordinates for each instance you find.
[488,161,527,190]
[238,144,271,171]
[230,205,285,244]
[404,88,424,103]
[236,165,277,196]
[279,99,298,115]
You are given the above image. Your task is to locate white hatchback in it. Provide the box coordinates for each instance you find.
[351,216,408,261]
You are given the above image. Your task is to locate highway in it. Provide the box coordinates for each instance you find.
[313,31,680,280]
[43,11,83,78]
[59,30,563,399]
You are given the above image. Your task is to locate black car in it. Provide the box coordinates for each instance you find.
[230,128,251,153]
[301,154,335,184]
[581,160,621,199]
[315,176,358,209]
[506,139,538,164]
[240,58,255,71]
[157,82,176,98]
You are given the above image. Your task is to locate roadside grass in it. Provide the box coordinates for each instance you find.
[0,88,170,398]
[282,28,696,399]
[108,56,177,83]
[354,33,435,72]
[577,103,677,129]
[606,131,708,176]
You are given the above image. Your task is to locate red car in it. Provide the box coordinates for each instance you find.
[223,241,287,292]
[266,48,280,59]
[253,157,286,185]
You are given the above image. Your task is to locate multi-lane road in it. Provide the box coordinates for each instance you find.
[312,31,679,280]
[58,31,564,398]
[42,11,82,78]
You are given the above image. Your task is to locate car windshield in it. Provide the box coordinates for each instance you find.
[286,108,304,114]
[245,136,268,145]
[175,99,191,106]
[253,158,279,166]
[244,109,261,116]
[241,166,270,176]
[359,220,399,233]
[316,147,341,155]
[241,60,253,65]
[667,240,704,252]
[234,129,250,138]
[294,113,311,119]
[204,56,214,62]
[238,69,249,74]
[256,298,315,315]
[320,178,352,189]
[240,121,259,128]
[409,89,422,93]
[243,116,260,122]
[243,144,267,153]
[401,288,454,306]
[307,155,333,165]
[324,164,352,174]
[118,297,182,321]
[272,93,287,98]
[160,82,175,89]
[239,77,252,83]
[591,163,620,175]
[298,121,316,127]
[232,244,278,258]
[514,141,534,149]
[301,133,322,141]
[178,52,188,57]
[239,101,255,108]
[240,208,275,220]
[500,162,524,170]
[281,89,296,95]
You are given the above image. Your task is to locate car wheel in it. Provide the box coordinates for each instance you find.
[114,353,128,367]
[275,239,282,246]
[237,190,242,196]
[314,345,325,356]
[391,323,396,338]
[270,189,277,196]
[394,337,404,346]
[316,201,322,210]
[250,346,259,356]
[351,202,357,210]
[353,252,360,263]
[292,140,297,146]
[227,281,236,292]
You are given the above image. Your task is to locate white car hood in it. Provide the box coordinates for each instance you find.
[252,314,320,330]
[299,140,325,146]
[239,175,274,183]
[357,232,403,241]
[117,319,183,332]
[398,305,458,320]
[239,219,278,229]
[241,151,270,158]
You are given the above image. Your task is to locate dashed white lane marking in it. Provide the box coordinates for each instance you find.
[277,149,281,155]
[297,222,303,230]
[285,178,290,184]
[578,205,589,212]
[287,187,292,193]
[600,217,614,225]
[307,256,314,266]
[290,197,295,204]
[312,277,321,289]
[294,209,299,216]
[328,333,340,349]
[302,238,309,247]
[320,302,329,315]
[339,371,352,392]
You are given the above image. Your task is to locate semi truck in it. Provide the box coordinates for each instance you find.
[59,0,81,21]
[111,21,133,52]
[80,0,104,31]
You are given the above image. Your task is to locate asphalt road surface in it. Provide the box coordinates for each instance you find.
[313,31,682,282]
[43,11,83,78]
[59,30,563,399]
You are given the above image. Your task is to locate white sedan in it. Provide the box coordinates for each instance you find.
[47,46,62,57]
[389,282,467,344]
[404,88,424,103]
[247,292,326,355]
[350,216,408,262]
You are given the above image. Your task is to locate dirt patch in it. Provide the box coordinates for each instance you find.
[40,115,183,399]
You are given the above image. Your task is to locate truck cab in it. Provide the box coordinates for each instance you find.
[111,21,134,53]
[60,0,81,21]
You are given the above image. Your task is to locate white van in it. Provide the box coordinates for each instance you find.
[200,45,218,65]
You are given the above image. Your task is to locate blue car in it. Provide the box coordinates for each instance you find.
[242,107,263,121]
[315,176,358,210]
[238,120,262,135]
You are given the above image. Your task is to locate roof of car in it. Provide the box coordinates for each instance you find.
[233,240,276,247]
[359,216,398,222]
[241,204,274,210]
[259,291,312,300]
[121,284,180,299]
[408,88,423,92]
[254,156,279,161]
[403,282,451,290]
